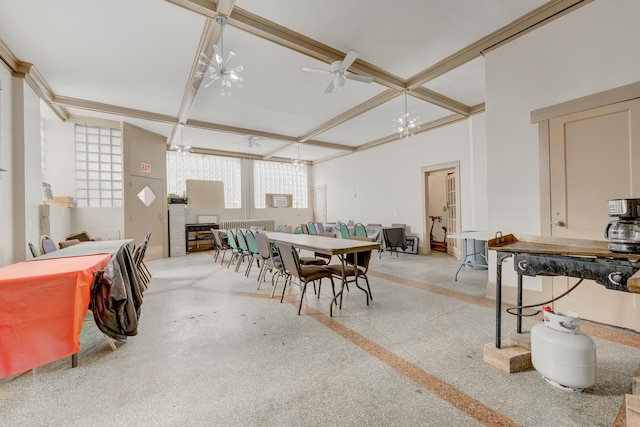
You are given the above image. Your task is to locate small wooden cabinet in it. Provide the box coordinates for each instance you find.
[186,223,219,252]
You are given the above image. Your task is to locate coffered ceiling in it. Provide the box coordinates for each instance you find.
[0,0,589,164]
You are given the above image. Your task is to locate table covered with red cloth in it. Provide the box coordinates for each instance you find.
[0,254,111,378]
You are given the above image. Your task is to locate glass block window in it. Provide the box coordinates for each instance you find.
[75,124,123,208]
[166,151,241,209]
[254,160,308,208]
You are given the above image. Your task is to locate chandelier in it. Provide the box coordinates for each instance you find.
[393,90,421,138]
[170,124,191,154]
[291,143,303,166]
[198,16,244,96]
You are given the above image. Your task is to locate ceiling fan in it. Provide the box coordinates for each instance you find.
[302,50,374,94]
[234,135,263,148]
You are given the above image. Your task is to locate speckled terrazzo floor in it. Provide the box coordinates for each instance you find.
[2,250,640,426]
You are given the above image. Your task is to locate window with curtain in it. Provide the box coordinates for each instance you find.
[75,124,123,208]
[166,151,241,208]
[254,160,308,208]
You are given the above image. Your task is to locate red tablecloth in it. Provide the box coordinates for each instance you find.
[0,254,111,377]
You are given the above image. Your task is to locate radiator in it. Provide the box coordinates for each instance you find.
[220,219,275,231]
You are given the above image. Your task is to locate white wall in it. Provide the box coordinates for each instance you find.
[484,0,640,290]
[486,0,640,235]
[312,116,487,250]
[41,110,75,197]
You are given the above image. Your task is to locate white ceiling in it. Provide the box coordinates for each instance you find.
[0,0,583,164]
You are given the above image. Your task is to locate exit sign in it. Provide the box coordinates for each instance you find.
[141,162,151,173]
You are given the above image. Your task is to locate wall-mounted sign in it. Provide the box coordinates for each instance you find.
[141,162,151,173]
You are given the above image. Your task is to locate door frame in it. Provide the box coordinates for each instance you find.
[422,161,460,256]
[313,185,327,224]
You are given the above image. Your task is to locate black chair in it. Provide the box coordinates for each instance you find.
[380,227,408,258]
[277,241,335,315]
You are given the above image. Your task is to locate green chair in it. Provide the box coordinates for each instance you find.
[308,222,318,235]
[293,227,303,234]
[354,223,367,237]
[244,230,263,278]
[235,229,252,273]
[226,229,242,270]
[339,223,350,239]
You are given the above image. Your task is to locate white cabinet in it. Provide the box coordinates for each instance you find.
[168,204,186,257]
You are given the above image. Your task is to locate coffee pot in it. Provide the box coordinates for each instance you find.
[605,198,640,253]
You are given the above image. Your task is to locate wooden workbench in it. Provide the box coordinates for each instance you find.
[487,233,640,349]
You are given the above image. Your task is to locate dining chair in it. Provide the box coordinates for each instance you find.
[244,230,263,278]
[254,230,284,293]
[40,235,58,254]
[339,223,350,239]
[28,242,41,258]
[293,227,303,234]
[326,237,375,303]
[354,223,367,237]
[380,227,408,258]
[139,232,153,282]
[281,224,292,233]
[300,223,310,234]
[275,224,283,232]
[235,229,252,273]
[59,239,81,249]
[316,223,325,233]
[277,241,335,315]
[132,236,151,285]
[212,229,231,264]
[226,229,242,269]
[308,222,317,235]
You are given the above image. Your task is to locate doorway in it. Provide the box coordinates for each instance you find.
[423,162,460,258]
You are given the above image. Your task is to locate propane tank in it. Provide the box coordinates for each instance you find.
[530,310,596,391]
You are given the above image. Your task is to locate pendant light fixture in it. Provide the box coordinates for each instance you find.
[199,16,244,96]
[171,124,191,154]
[393,90,421,139]
[291,143,303,166]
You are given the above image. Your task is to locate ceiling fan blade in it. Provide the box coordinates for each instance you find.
[340,50,359,71]
[345,73,373,84]
[302,66,330,74]
[324,80,335,94]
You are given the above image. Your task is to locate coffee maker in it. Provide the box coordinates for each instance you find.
[605,198,640,253]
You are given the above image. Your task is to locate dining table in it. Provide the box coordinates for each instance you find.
[0,239,135,378]
[264,232,380,316]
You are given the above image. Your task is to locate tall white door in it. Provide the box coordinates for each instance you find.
[313,186,327,224]
[549,98,640,329]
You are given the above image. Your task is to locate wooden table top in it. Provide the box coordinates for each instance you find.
[264,231,380,256]
[487,233,640,259]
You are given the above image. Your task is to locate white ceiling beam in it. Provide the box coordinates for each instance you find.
[298,89,400,143]
[54,95,178,124]
[406,0,592,88]
[167,0,236,146]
